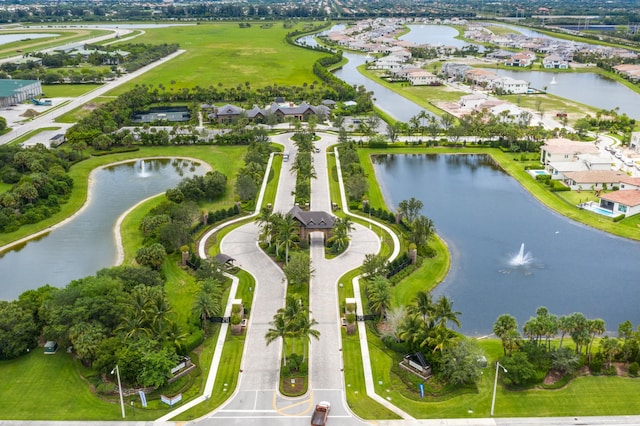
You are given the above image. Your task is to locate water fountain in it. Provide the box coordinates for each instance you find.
[138,159,151,178]
[550,76,557,85]
[510,243,533,266]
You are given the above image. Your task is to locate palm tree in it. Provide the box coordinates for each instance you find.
[398,314,426,351]
[275,213,300,264]
[328,217,355,253]
[493,314,518,355]
[297,315,321,362]
[587,318,606,362]
[265,312,290,366]
[433,296,461,329]
[367,276,391,319]
[192,291,218,330]
[407,290,433,324]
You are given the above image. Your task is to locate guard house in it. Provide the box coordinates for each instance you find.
[288,205,335,241]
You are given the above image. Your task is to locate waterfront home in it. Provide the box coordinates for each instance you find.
[406,70,439,86]
[562,170,627,191]
[493,76,529,94]
[504,51,536,67]
[599,190,640,217]
[540,138,599,166]
[542,54,569,69]
[546,154,612,181]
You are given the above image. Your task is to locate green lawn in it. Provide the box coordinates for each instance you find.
[44,84,103,98]
[0,350,165,420]
[55,96,114,123]
[106,22,330,95]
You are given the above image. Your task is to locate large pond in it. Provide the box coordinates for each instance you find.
[372,154,640,335]
[0,158,207,301]
[399,25,484,52]
[493,69,640,120]
[0,33,58,46]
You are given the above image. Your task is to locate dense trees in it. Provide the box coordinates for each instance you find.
[0,145,74,233]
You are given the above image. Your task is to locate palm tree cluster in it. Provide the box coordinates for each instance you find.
[265,296,320,367]
[257,209,300,264]
[396,291,462,354]
[327,216,355,254]
[489,307,640,385]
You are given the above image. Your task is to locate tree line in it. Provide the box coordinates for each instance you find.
[494,308,640,386]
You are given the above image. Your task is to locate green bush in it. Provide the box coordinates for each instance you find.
[182,329,204,353]
[629,361,639,376]
[613,214,625,222]
[590,356,603,374]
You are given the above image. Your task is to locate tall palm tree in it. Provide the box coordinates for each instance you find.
[276,213,300,264]
[192,291,218,330]
[265,312,290,366]
[297,315,321,362]
[407,290,433,324]
[367,276,391,319]
[433,296,461,329]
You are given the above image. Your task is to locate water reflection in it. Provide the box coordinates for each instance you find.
[0,158,207,300]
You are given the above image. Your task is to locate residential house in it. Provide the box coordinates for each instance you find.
[542,54,568,69]
[598,190,640,217]
[562,170,627,190]
[406,70,438,86]
[504,51,536,67]
[540,138,599,166]
[440,62,471,79]
[493,76,529,94]
[619,176,640,190]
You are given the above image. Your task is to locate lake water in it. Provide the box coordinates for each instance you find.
[372,154,640,335]
[0,158,207,301]
[0,33,58,46]
[399,25,485,52]
[303,24,640,122]
[493,69,640,120]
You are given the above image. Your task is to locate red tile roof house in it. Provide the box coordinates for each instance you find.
[562,170,628,191]
[599,190,640,217]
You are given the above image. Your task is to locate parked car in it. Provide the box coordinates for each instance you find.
[615,152,623,159]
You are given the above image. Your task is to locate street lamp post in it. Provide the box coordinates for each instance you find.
[490,361,507,417]
[111,365,125,419]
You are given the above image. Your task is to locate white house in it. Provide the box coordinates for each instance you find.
[599,190,640,217]
[493,76,529,94]
[542,54,569,69]
[540,138,599,166]
[407,70,438,86]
